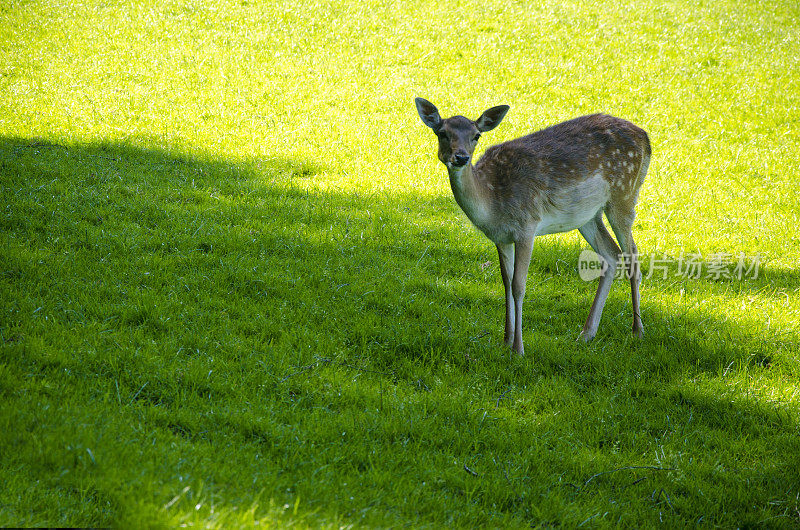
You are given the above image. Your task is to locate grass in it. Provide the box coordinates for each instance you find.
[1,0,799,526]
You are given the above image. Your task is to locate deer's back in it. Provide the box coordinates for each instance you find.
[478,114,649,182]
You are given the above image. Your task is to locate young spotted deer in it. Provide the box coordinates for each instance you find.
[415,98,650,356]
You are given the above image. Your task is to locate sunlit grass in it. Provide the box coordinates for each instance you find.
[1,0,799,527]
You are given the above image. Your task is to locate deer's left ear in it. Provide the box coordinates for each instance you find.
[475,105,510,132]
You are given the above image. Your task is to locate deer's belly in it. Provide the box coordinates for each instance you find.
[535,177,610,236]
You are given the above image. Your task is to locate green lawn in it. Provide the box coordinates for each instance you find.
[1,0,799,527]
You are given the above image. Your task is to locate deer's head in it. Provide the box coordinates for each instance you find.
[415,97,509,170]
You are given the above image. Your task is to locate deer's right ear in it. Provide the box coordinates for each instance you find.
[415,97,442,131]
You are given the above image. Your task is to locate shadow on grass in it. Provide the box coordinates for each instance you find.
[0,130,794,387]
[2,136,798,527]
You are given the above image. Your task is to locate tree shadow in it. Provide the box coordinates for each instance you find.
[2,135,798,527]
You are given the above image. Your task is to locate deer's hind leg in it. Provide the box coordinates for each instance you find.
[578,212,621,342]
[605,205,643,337]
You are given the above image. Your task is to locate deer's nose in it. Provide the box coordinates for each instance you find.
[453,153,470,166]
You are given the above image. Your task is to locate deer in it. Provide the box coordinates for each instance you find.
[414,98,650,356]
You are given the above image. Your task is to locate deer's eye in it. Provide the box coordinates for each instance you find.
[473,134,481,142]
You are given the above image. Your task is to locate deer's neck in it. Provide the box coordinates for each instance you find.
[448,164,492,228]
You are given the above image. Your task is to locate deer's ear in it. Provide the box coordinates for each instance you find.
[415,97,442,131]
[475,105,510,132]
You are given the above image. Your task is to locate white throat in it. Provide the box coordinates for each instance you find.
[447,163,492,229]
